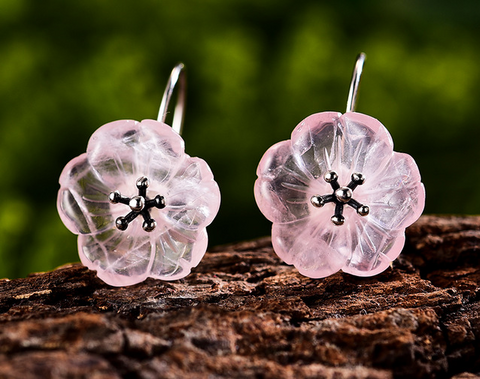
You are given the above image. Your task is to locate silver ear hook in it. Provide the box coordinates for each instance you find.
[346,53,366,113]
[157,63,186,135]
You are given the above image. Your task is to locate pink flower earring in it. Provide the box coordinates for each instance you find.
[57,64,221,286]
[254,53,425,278]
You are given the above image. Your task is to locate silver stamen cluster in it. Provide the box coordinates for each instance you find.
[311,171,369,226]
[109,176,166,232]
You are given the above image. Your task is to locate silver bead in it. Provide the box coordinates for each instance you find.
[136,176,149,189]
[351,172,365,185]
[334,187,353,203]
[331,215,345,226]
[109,191,121,204]
[357,205,370,216]
[324,171,338,183]
[154,195,166,209]
[129,196,145,212]
[115,217,128,231]
[143,219,157,232]
[310,196,324,208]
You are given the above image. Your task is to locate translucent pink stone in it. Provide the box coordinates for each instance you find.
[254,112,425,278]
[57,119,221,286]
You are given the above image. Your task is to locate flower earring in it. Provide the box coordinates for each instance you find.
[254,53,425,278]
[57,64,221,286]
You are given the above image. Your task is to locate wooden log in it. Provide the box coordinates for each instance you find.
[0,215,479,378]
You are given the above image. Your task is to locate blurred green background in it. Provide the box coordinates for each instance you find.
[1,0,479,279]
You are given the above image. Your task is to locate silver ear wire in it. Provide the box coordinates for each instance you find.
[157,63,186,135]
[346,53,366,113]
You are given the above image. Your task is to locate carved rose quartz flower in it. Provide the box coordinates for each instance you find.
[57,119,221,286]
[254,111,425,278]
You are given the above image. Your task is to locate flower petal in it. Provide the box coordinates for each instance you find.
[357,152,425,232]
[78,223,209,286]
[86,119,186,189]
[340,112,395,179]
[341,219,406,276]
[290,112,342,180]
[58,155,113,235]
[290,112,395,185]
[78,225,153,286]
[150,227,208,280]
[254,141,311,223]
[161,157,221,230]
[272,217,349,278]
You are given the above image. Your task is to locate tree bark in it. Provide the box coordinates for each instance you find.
[0,215,479,379]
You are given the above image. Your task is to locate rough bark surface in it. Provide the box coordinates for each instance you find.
[1,215,480,379]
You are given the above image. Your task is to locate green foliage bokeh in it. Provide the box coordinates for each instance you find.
[1,0,479,279]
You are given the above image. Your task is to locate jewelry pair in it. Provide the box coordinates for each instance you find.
[57,55,425,287]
